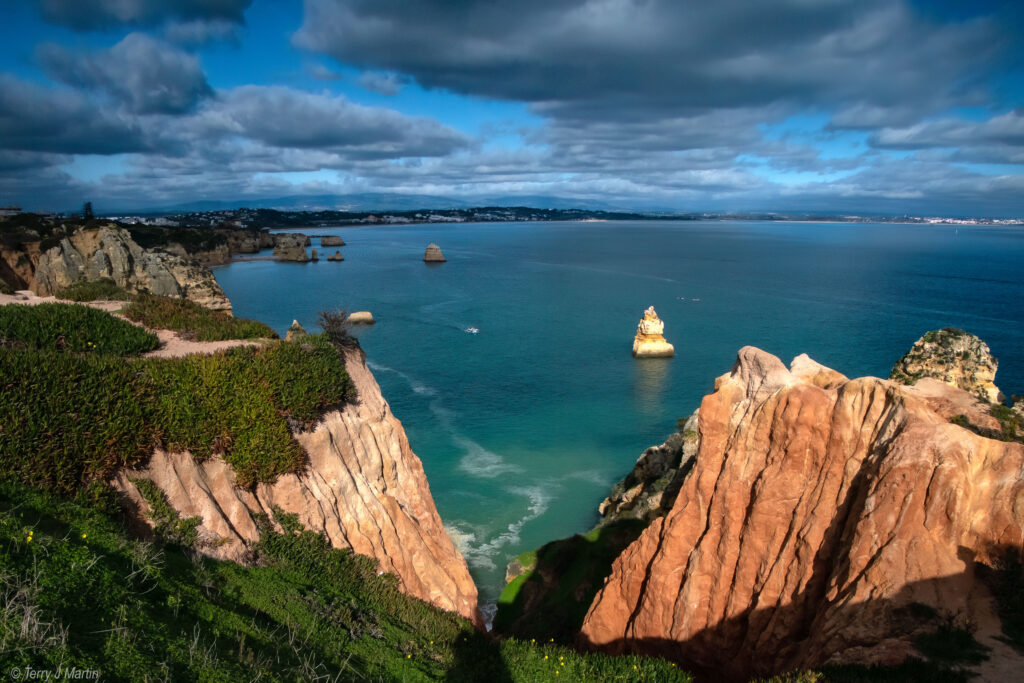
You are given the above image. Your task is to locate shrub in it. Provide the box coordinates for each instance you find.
[318,309,361,350]
[0,302,158,355]
[0,279,12,294]
[56,278,130,302]
[123,292,277,341]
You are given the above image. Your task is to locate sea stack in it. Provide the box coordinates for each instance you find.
[423,243,446,262]
[327,251,344,262]
[631,306,674,358]
[347,311,375,325]
[285,320,307,341]
[321,235,345,247]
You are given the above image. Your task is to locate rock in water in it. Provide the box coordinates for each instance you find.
[890,327,1003,403]
[581,346,1024,678]
[423,243,446,262]
[111,349,481,626]
[33,226,231,312]
[321,235,345,247]
[285,320,307,341]
[310,248,319,262]
[272,245,309,262]
[327,251,344,262]
[631,306,674,358]
[347,311,375,325]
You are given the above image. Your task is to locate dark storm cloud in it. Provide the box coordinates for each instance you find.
[38,33,213,114]
[868,110,1024,163]
[206,86,470,158]
[0,75,147,154]
[32,0,251,31]
[294,0,997,120]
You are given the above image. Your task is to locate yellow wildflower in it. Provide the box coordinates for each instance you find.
[81,533,87,539]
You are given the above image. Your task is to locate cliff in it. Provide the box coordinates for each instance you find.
[31,226,231,311]
[580,346,1024,678]
[111,348,481,625]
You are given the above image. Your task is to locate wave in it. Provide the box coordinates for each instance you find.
[446,485,552,570]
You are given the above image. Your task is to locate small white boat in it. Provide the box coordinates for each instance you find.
[465,327,480,334]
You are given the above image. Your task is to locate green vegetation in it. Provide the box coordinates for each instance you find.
[124,292,277,341]
[55,277,131,301]
[132,478,201,547]
[495,519,648,642]
[0,279,13,294]
[0,304,353,492]
[124,224,228,253]
[318,309,361,350]
[0,481,688,681]
[0,302,158,354]
[979,548,1024,653]
[949,405,1024,444]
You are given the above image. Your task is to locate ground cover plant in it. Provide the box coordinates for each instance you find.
[0,481,690,682]
[55,278,131,302]
[0,304,353,492]
[123,292,277,341]
[0,302,158,354]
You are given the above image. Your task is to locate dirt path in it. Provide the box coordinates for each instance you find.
[1,290,265,358]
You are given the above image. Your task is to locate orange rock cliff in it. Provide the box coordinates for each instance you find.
[112,348,482,626]
[581,346,1023,679]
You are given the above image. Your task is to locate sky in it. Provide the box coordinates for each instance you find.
[0,0,1023,216]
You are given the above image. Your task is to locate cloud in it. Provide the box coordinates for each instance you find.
[0,75,148,154]
[294,0,999,121]
[38,33,213,114]
[31,0,251,31]
[868,110,1024,163]
[164,19,241,45]
[357,71,404,96]
[307,63,342,81]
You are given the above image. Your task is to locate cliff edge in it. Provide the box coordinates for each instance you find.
[581,346,1023,679]
[112,348,481,625]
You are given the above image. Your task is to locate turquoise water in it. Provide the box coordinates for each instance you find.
[212,220,1024,605]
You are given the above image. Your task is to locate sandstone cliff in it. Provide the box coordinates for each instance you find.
[581,346,1023,678]
[33,226,231,311]
[424,243,446,262]
[632,306,674,358]
[891,327,1003,403]
[111,348,481,625]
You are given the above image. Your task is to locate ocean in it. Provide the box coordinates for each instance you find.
[211,219,1024,606]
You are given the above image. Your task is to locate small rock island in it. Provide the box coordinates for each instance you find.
[424,243,446,262]
[632,306,674,358]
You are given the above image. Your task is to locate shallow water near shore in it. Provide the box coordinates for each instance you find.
[212,219,1024,607]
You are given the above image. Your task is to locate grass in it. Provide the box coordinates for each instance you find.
[0,304,354,492]
[0,480,690,682]
[132,478,201,547]
[55,278,131,302]
[0,302,158,355]
[123,292,278,341]
[495,519,648,642]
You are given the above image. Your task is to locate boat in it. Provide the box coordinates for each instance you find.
[465,327,479,334]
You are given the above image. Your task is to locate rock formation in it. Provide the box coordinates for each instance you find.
[631,306,674,358]
[273,233,310,248]
[424,243,446,262]
[310,248,319,262]
[347,311,375,325]
[598,411,699,524]
[285,320,307,342]
[161,241,231,266]
[111,349,481,626]
[321,235,345,247]
[272,245,310,262]
[890,328,1003,403]
[33,226,231,311]
[581,346,1024,679]
[327,251,344,262]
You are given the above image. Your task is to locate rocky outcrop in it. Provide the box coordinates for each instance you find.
[327,251,344,262]
[0,243,40,290]
[598,411,699,524]
[424,243,446,262]
[285,320,307,342]
[347,311,375,325]
[320,235,345,247]
[272,245,310,262]
[891,327,1003,403]
[161,242,232,266]
[218,229,272,254]
[111,349,481,625]
[33,226,231,311]
[632,306,674,358]
[310,249,319,262]
[581,346,1024,679]
[273,233,310,248]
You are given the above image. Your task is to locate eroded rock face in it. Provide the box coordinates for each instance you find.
[347,311,375,325]
[632,306,674,358]
[581,346,1024,679]
[285,320,307,341]
[272,245,310,262]
[111,349,481,625]
[33,226,231,311]
[891,328,1003,403]
[327,251,344,262]
[321,235,345,247]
